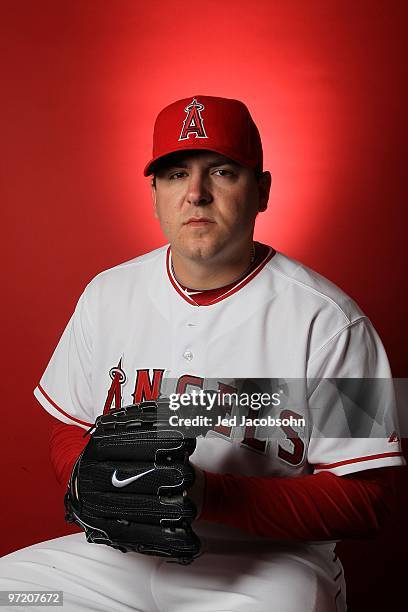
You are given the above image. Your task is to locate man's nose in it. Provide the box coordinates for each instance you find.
[186,172,212,206]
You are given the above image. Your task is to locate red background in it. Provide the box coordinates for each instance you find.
[1,1,406,610]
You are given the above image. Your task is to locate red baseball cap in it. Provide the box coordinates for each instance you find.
[144,95,263,176]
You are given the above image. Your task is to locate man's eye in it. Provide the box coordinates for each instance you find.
[169,171,187,180]
[213,169,233,177]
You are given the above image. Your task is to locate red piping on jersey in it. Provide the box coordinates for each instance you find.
[166,250,197,305]
[166,245,275,306]
[315,452,403,470]
[37,384,92,427]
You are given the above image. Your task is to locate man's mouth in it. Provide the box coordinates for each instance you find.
[184,217,214,225]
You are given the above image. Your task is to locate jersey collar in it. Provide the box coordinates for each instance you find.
[166,243,275,306]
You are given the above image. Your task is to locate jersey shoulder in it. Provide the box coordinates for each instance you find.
[265,251,366,325]
[92,244,167,278]
[84,244,167,295]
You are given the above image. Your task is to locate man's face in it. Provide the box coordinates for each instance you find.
[152,151,270,264]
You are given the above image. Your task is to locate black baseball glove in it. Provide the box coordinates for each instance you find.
[64,401,201,564]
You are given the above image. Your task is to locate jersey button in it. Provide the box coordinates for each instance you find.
[183,350,194,361]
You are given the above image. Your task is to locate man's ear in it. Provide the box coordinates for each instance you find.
[257,171,271,212]
[151,180,158,218]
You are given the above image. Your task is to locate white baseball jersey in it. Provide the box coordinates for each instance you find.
[34,243,404,485]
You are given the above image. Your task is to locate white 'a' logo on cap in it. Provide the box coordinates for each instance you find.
[178,98,208,141]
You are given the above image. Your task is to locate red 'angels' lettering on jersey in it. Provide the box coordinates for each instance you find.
[104,369,306,461]
[277,409,306,466]
[132,369,165,404]
[179,98,208,141]
[103,360,126,414]
[176,375,204,394]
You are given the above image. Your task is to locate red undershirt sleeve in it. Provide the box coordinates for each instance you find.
[49,420,88,488]
[200,468,396,540]
[49,419,397,541]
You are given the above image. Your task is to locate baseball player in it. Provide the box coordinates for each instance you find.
[0,95,405,612]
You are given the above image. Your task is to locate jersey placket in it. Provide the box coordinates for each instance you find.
[169,303,209,379]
